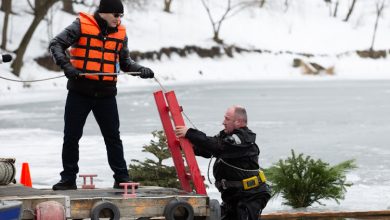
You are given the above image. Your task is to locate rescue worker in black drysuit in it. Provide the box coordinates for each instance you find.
[49,0,154,190]
[175,105,271,220]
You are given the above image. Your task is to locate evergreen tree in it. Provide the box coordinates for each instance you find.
[265,149,356,208]
[129,130,180,188]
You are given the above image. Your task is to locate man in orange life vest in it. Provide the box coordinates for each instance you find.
[49,0,154,190]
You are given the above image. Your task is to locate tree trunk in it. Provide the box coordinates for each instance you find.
[163,0,172,13]
[1,12,10,50]
[1,0,12,50]
[1,0,10,11]
[260,0,266,8]
[11,16,43,76]
[11,0,59,76]
[284,0,290,12]
[62,0,75,14]
[333,0,339,17]
[213,31,223,44]
[344,0,357,22]
[370,0,385,51]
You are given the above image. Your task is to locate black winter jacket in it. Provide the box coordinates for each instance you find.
[185,127,260,181]
[49,12,142,97]
[185,126,271,203]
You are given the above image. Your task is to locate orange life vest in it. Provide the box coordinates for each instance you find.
[70,12,126,81]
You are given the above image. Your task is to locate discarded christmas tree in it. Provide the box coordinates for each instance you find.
[265,149,356,208]
[129,130,180,188]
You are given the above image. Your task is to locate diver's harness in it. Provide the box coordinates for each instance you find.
[208,156,267,191]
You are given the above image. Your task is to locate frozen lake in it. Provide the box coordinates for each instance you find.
[1,80,390,212]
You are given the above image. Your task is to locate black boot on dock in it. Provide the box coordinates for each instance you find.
[52,179,77,190]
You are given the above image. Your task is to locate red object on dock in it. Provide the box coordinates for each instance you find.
[79,174,97,189]
[154,90,207,195]
[35,201,65,220]
[120,182,140,198]
[20,162,32,187]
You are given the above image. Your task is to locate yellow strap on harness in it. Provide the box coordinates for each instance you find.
[259,170,267,182]
[242,170,267,190]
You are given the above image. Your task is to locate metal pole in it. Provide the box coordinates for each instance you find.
[79,72,141,76]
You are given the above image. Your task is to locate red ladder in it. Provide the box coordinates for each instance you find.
[154,90,207,195]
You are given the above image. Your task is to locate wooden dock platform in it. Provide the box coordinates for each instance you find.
[2,184,390,219]
[0,184,210,219]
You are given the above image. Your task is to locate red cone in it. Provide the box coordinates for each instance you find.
[20,162,32,187]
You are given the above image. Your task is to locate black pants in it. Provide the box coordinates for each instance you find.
[221,188,271,220]
[60,91,129,182]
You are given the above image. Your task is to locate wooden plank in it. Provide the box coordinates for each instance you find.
[1,184,209,219]
[69,195,208,219]
[262,210,390,219]
[0,184,58,197]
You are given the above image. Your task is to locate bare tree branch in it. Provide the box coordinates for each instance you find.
[370,0,386,51]
[1,0,12,50]
[333,0,339,17]
[226,1,258,19]
[11,0,60,76]
[164,0,173,13]
[201,0,259,43]
[26,0,35,12]
[260,0,266,8]
[344,0,358,22]
[62,0,75,14]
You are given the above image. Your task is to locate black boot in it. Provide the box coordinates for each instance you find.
[52,179,77,190]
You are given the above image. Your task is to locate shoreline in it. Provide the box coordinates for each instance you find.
[1,78,390,106]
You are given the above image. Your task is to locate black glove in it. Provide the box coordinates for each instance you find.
[139,67,154,79]
[62,63,80,80]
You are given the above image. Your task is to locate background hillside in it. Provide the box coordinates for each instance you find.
[0,0,389,93]
[1,0,390,212]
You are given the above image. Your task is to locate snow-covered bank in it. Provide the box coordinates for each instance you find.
[1,0,390,94]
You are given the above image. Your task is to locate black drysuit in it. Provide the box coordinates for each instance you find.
[185,127,271,220]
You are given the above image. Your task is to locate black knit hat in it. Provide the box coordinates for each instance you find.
[98,0,124,13]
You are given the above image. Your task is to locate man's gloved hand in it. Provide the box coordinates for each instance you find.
[62,63,80,80]
[139,67,154,79]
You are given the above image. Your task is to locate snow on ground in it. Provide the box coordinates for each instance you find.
[0,0,389,93]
